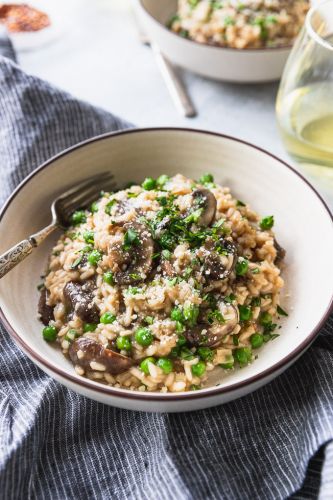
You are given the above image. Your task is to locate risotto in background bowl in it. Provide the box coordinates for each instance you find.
[0,128,332,412]
[133,0,310,82]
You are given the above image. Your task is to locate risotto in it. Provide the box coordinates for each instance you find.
[38,173,286,393]
[169,0,309,49]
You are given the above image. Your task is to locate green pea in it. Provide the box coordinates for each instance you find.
[157,174,169,187]
[90,201,99,213]
[142,177,157,191]
[100,312,116,324]
[42,325,57,342]
[183,303,199,327]
[191,360,206,377]
[260,312,272,326]
[260,215,274,230]
[171,306,183,322]
[116,336,132,351]
[135,327,153,346]
[234,347,252,366]
[103,271,114,285]
[83,230,94,245]
[83,323,97,332]
[140,357,156,375]
[250,333,264,349]
[71,210,86,225]
[238,305,252,322]
[236,257,249,276]
[87,249,102,266]
[197,347,214,362]
[157,358,173,374]
[199,173,214,184]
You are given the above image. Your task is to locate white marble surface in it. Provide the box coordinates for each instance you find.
[15,0,332,206]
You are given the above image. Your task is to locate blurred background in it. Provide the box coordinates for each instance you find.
[4,0,332,203]
[16,1,284,151]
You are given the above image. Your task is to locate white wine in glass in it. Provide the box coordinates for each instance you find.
[276,0,333,181]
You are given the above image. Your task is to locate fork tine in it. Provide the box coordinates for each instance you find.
[60,179,117,215]
[57,172,114,203]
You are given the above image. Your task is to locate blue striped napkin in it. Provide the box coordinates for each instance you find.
[0,33,332,499]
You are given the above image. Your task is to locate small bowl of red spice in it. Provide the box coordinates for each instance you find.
[0,1,72,52]
[0,3,50,33]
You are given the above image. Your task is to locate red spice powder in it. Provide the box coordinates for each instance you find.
[0,3,50,32]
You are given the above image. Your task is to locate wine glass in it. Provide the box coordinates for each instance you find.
[276,0,333,185]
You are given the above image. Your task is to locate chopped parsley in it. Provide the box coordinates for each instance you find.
[198,347,214,362]
[207,309,225,324]
[236,257,249,276]
[144,316,154,325]
[83,230,94,245]
[277,305,288,317]
[127,287,142,295]
[161,249,172,260]
[224,293,236,304]
[105,199,116,215]
[238,305,252,322]
[123,228,140,251]
[251,296,261,307]
[71,255,83,269]
[224,16,236,26]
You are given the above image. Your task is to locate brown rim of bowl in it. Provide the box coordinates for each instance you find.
[0,127,333,402]
[137,0,294,53]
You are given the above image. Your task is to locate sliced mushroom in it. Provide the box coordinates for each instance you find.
[185,302,239,348]
[110,221,154,285]
[38,288,54,325]
[203,238,237,281]
[63,280,100,323]
[191,188,216,226]
[69,337,133,374]
[274,239,286,264]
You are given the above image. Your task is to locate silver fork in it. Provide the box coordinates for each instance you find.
[0,172,116,279]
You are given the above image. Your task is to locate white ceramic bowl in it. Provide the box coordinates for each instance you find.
[133,0,292,82]
[0,128,332,412]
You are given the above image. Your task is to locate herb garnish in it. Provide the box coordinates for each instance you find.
[277,305,288,317]
[123,228,140,251]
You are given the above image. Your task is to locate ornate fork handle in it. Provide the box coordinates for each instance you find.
[0,224,56,279]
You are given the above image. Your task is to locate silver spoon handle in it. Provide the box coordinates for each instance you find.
[0,223,56,279]
[151,43,196,118]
